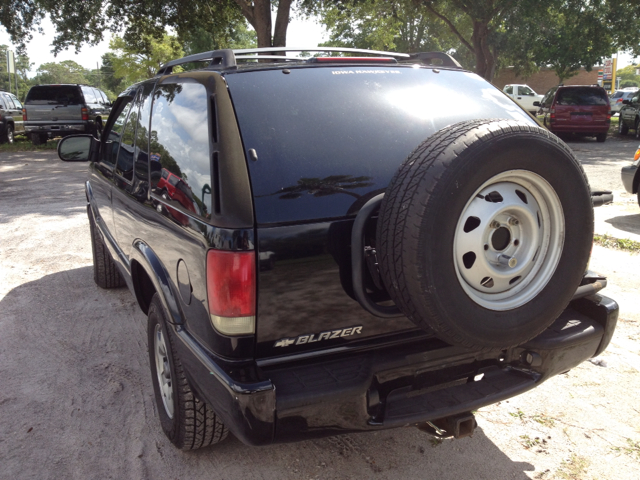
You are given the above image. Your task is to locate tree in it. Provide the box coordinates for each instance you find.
[183,22,257,56]
[32,60,89,84]
[0,0,302,58]
[314,0,473,67]
[615,64,639,89]
[0,44,32,99]
[109,34,184,85]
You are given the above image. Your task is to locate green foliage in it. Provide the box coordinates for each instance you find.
[32,60,90,84]
[616,64,640,90]
[109,34,184,85]
[0,44,32,100]
[182,21,257,56]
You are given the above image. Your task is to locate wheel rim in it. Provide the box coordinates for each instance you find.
[154,324,174,419]
[7,128,13,143]
[453,170,565,311]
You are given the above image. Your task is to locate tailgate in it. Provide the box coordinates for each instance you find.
[25,85,84,122]
[26,104,82,122]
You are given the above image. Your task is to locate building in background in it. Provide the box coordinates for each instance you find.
[493,66,600,94]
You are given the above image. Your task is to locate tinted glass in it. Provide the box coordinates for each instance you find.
[26,86,83,105]
[520,86,533,95]
[612,91,624,99]
[556,87,609,106]
[3,95,15,108]
[227,66,533,225]
[150,82,211,220]
[505,86,513,94]
[9,94,22,108]
[115,92,139,182]
[0,95,6,109]
[133,83,154,182]
[104,100,133,167]
[81,86,97,104]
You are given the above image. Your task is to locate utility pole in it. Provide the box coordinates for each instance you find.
[96,61,101,88]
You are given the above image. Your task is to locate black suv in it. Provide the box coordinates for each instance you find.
[0,90,24,144]
[57,48,618,449]
[23,84,111,145]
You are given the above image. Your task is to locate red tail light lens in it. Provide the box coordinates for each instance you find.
[206,250,256,335]
[22,108,27,121]
[81,107,89,121]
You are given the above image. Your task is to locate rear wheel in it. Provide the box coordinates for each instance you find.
[0,124,13,144]
[147,294,228,450]
[596,133,607,143]
[619,119,629,135]
[377,119,593,350]
[31,133,47,146]
[88,209,125,288]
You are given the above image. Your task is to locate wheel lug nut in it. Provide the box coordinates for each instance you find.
[490,220,500,229]
[508,217,519,226]
[499,254,517,268]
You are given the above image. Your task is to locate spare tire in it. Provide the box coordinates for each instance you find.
[376,119,593,350]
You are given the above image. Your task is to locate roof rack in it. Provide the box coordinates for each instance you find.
[156,47,462,76]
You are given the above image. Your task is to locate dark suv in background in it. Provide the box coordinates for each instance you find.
[23,84,111,145]
[56,48,617,450]
[536,85,611,142]
[0,90,24,144]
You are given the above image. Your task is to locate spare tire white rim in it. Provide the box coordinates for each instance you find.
[453,170,565,311]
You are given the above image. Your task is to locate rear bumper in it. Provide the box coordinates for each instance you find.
[25,122,90,135]
[621,163,638,194]
[549,123,609,134]
[175,293,618,446]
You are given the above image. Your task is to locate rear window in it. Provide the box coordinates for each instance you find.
[555,87,608,106]
[227,66,533,225]
[26,86,83,105]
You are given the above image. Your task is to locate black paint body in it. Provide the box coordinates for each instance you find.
[73,61,618,446]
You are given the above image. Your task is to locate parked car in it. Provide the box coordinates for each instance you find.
[621,145,640,207]
[0,90,25,144]
[535,85,611,142]
[56,48,617,450]
[610,89,638,114]
[502,84,544,114]
[617,92,640,138]
[23,84,111,145]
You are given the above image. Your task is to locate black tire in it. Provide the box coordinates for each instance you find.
[88,209,125,288]
[635,119,640,139]
[596,132,607,143]
[94,120,103,139]
[0,124,13,144]
[376,119,593,350]
[147,294,228,450]
[619,119,629,135]
[31,133,47,146]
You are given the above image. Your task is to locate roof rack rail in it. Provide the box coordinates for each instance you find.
[156,48,461,75]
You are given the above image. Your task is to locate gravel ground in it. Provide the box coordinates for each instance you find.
[1,137,639,480]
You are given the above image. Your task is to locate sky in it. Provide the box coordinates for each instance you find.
[0,14,636,77]
[0,14,328,77]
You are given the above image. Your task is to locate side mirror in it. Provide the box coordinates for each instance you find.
[533,101,541,107]
[623,99,631,105]
[58,134,93,162]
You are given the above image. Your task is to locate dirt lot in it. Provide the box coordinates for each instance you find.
[1,136,639,480]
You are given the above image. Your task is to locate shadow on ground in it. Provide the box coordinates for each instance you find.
[606,213,640,236]
[0,266,536,479]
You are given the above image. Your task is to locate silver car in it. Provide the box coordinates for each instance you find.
[610,89,638,114]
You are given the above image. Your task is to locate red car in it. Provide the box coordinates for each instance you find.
[536,85,611,142]
[156,168,197,225]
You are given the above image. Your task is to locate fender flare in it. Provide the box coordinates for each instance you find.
[130,240,183,325]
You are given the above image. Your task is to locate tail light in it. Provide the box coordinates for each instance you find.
[206,249,256,335]
[634,147,640,161]
[81,107,89,121]
[22,108,27,121]
[549,108,555,122]
[617,99,623,103]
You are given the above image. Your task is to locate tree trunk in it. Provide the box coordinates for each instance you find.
[471,21,496,82]
[273,0,293,48]
[235,0,273,48]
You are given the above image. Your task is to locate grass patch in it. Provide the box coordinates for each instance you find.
[429,437,443,448]
[531,413,556,428]
[556,453,590,480]
[0,135,58,153]
[509,409,526,421]
[593,234,640,253]
[611,438,640,458]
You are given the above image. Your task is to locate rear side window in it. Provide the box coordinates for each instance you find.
[0,95,6,109]
[9,94,22,109]
[26,86,83,105]
[81,86,97,104]
[555,87,608,106]
[150,81,211,220]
